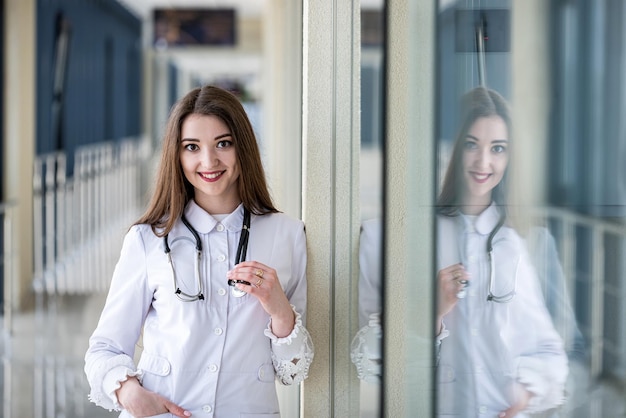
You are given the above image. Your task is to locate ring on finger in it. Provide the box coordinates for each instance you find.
[255,278,264,288]
[255,269,264,278]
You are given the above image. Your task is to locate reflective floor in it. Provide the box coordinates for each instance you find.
[1,294,625,418]
[1,294,117,418]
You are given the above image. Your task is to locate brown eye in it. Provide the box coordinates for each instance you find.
[216,140,233,148]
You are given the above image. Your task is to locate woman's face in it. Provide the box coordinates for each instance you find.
[180,114,241,214]
[461,115,509,212]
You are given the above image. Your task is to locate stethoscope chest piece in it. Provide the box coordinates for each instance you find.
[231,287,247,298]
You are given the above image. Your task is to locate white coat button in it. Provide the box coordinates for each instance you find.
[217,254,226,262]
[467,255,477,263]
[202,405,213,413]
[471,328,479,336]
[209,364,218,372]
[218,288,226,296]
[214,327,223,335]
[163,364,170,374]
[216,224,224,232]
[469,289,477,297]
[478,405,487,414]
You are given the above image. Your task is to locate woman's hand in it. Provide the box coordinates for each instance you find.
[498,383,533,417]
[227,261,295,337]
[116,377,191,417]
[436,263,470,334]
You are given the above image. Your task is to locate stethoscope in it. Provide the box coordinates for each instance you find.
[163,208,251,301]
[457,212,515,303]
[485,214,516,302]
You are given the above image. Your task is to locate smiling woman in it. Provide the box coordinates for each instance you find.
[84,85,314,417]
[434,87,568,417]
[460,115,509,213]
[179,114,241,214]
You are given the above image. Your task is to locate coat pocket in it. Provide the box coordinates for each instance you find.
[138,352,172,376]
[137,352,174,400]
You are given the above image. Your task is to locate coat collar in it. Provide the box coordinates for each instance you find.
[459,202,502,235]
[184,200,246,234]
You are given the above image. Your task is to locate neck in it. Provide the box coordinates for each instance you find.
[195,196,242,215]
[460,194,491,216]
[460,204,489,216]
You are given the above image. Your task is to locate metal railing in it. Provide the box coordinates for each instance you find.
[1,201,15,321]
[32,138,147,296]
[538,206,626,383]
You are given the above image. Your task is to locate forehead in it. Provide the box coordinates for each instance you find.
[181,114,230,138]
[467,115,508,140]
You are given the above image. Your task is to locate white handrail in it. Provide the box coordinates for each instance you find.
[31,138,147,295]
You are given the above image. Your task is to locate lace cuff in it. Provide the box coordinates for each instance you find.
[350,313,382,383]
[436,321,450,345]
[435,321,450,366]
[87,354,139,411]
[264,305,314,385]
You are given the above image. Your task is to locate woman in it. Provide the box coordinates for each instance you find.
[85,85,313,417]
[435,87,568,417]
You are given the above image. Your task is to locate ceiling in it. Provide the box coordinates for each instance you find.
[115,0,384,82]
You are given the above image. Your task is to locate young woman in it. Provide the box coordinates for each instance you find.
[435,87,568,417]
[85,85,313,417]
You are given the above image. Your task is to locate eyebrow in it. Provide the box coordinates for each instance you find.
[181,132,233,142]
[465,134,508,144]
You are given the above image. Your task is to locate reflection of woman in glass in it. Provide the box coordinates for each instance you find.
[436,87,568,417]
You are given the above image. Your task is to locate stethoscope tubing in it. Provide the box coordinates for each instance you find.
[163,208,251,301]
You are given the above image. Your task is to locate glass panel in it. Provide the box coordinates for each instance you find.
[434,0,626,416]
[352,1,385,417]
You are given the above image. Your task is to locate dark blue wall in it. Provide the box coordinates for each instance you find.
[37,0,142,170]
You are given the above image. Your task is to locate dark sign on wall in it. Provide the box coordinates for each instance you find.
[153,9,237,48]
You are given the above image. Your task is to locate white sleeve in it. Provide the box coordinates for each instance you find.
[350,312,382,383]
[84,226,153,410]
[358,219,383,328]
[266,222,314,385]
[265,306,314,385]
[506,246,569,412]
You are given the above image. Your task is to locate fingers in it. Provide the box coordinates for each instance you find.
[165,400,192,417]
[440,264,471,297]
[498,384,532,417]
[441,263,470,282]
[227,261,277,293]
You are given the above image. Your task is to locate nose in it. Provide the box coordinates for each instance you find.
[200,147,219,168]
[474,147,491,170]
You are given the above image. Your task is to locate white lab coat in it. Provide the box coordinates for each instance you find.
[437,204,568,417]
[85,201,313,418]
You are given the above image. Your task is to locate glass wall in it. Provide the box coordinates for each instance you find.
[353,1,385,416]
[426,0,626,416]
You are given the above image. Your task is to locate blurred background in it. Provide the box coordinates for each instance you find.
[1,0,625,417]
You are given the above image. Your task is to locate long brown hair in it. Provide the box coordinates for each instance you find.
[437,87,512,216]
[135,85,278,236]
